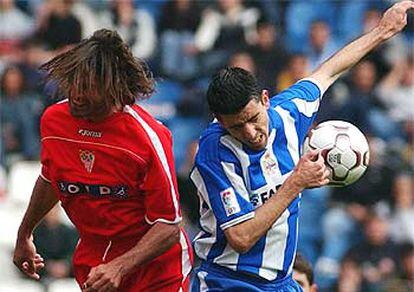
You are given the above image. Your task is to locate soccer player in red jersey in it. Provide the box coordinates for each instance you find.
[13,29,193,291]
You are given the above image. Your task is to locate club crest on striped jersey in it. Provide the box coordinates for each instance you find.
[220,188,240,216]
[79,150,95,173]
[261,152,277,175]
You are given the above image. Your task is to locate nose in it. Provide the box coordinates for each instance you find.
[243,124,256,141]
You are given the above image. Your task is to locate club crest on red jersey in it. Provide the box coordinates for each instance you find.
[79,150,95,173]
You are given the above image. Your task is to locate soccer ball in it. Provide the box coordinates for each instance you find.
[303,120,370,187]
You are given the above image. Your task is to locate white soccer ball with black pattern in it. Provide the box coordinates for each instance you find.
[303,120,370,187]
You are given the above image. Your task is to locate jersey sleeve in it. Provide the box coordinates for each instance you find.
[39,109,51,182]
[191,146,255,230]
[271,79,325,144]
[142,129,181,225]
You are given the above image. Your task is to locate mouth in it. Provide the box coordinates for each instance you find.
[249,134,264,146]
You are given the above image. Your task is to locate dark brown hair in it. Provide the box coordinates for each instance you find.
[40,29,155,120]
[294,253,314,285]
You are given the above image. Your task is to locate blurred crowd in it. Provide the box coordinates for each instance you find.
[0,0,413,291]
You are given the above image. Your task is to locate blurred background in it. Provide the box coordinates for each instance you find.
[0,0,413,291]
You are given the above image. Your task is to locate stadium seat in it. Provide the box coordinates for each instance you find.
[0,280,43,292]
[139,79,183,123]
[0,202,24,247]
[168,117,205,171]
[7,160,41,207]
[49,279,80,292]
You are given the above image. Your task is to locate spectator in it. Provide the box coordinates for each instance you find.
[35,0,82,51]
[71,0,100,39]
[158,0,202,81]
[335,256,363,292]
[247,19,289,91]
[337,59,398,141]
[193,0,260,74]
[377,54,414,136]
[0,0,34,65]
[345,212,400,291]
[0,65,43,161]
[306,20,339,70]
[33,205,78,280]
[384,242,414,292]
[316,136,397,289]
[293,253,318,292]
[99,0,156,60]
[390,173,414,244]
[275,53,309,92]
[228,51,256,75]
[362,7,408,78]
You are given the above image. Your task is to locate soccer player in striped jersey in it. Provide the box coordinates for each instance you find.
[190,2,413,291]
[13,29,192,291]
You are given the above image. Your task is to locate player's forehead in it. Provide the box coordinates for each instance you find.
[220,99,262,128]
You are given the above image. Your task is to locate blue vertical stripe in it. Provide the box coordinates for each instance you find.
[280,197,301,280]
[237,236,266,275]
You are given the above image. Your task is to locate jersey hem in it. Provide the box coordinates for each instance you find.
[39,172,51,183]
[144,215,182,225]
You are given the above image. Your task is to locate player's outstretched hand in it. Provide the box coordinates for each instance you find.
[378,0,414,39]
[13,236,44,280]
[293,150,330,189]
[82,258,126,292]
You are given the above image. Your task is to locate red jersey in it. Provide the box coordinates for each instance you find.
[40,101,193,291]
[40,101,181,239]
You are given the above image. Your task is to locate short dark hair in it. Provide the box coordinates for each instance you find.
[207,67,261,115]
[40,29,154,120]
[294,253,314,285]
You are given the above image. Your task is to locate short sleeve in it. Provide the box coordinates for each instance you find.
[40,110,51,182]
[142,131,181,225]
[191,157,255,230]
[271,79,324,144]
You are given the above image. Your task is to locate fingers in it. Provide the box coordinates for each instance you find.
[21,261,40,280]
[88,276,108,292]
[323,168,331,180]
[303,149,319,161]
[395,0,414,12]
[84,271,100,290]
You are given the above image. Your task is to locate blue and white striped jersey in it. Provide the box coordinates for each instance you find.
[190,79,324,281]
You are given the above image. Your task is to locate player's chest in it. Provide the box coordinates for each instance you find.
[242,149,293,209]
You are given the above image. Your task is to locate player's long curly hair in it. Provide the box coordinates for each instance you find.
[40,29,155,120]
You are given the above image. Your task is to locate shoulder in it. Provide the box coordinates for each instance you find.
[196,122,239,165]
[124,104,172,142]
[41,99,70,128]
[270,79,324,107]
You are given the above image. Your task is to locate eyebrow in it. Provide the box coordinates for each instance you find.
[229,113,260,129]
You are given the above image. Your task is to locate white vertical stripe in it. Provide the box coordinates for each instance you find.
[213,243,239,271]
[260,130,282,185]
[221,162,250,201]
[180,230,192,285]
[124,106,180,223]
[292,98,320,118]
[197,271,209,292]
[259,209,290,280]
[220,135,252,190]
[190,168,216,260]
[102,240,112,262]
[275,107,300,164]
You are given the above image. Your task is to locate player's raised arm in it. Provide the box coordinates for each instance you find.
[308,0,414,92]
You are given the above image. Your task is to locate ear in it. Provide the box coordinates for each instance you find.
[260,90,270,108]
